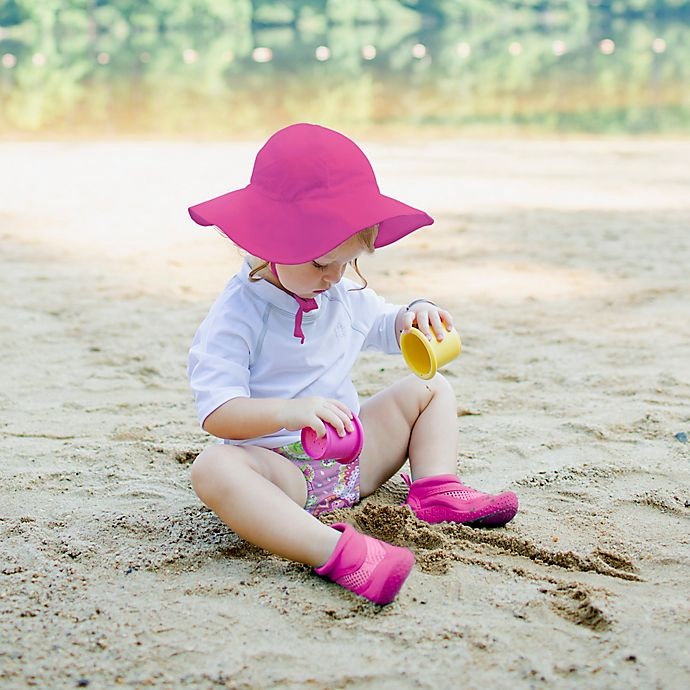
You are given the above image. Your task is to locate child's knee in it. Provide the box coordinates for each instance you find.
[406,371,454,406]
[429,372,454,398]
[191,445,232,500]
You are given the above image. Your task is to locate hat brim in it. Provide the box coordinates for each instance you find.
[188,184,433,264]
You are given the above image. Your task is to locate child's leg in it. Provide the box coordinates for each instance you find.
[191,444,415,604]
[358,374,458,496]
[358,373,518,526]
[191,444,339,566]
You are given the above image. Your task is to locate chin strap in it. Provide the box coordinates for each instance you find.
[269,262,318,344]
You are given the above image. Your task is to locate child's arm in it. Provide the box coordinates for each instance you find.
[395,300,454,345]
[203,395,355,441]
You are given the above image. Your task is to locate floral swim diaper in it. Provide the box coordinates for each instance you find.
[272,440,360,517]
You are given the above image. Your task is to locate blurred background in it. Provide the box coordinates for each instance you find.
[1,0,688,140]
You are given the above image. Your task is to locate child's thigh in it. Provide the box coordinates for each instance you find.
[192,443,308,506]
[358,375,431,497]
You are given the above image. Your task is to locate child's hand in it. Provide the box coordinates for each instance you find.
[402,301,454,342]
[279,397,354,438]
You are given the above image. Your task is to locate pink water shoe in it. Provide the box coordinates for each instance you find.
[314,523,414,605]
[403,474,518,527]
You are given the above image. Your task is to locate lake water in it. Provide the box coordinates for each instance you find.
[1,15,688,139]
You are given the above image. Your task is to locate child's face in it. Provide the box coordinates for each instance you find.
[276,236,366,298]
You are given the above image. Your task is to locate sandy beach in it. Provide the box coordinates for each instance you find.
[1,137,689,689]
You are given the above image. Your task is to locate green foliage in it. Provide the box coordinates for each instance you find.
[1,2,688,137]
[254,2,296,25]
[3,1,690,31]
[0,0,29,26]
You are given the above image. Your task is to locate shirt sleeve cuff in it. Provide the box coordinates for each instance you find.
[196,390,249,428]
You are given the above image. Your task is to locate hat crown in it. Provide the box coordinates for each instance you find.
[250,123,378,202]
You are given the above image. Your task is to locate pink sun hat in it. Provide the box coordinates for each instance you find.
[188,123,433,264]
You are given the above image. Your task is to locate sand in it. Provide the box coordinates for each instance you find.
[1,137,689,689]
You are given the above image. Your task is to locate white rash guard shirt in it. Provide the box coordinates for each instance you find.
[188,259,402,448]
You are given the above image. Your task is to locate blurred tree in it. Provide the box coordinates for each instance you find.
[2,1,690,30]
[0,0,29,26]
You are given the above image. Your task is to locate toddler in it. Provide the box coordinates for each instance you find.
[187,123,518,605]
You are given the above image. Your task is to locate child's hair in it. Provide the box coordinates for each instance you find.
[249,224,379,289]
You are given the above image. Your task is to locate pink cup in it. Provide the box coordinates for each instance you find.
[300,414,364,464]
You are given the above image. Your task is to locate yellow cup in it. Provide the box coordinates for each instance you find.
[400,327,462,380]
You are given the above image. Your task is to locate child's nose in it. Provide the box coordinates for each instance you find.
[325,264,345,282]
